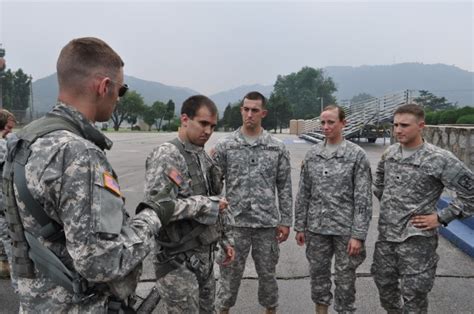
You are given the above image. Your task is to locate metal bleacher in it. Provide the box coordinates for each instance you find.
[301,90,413,143]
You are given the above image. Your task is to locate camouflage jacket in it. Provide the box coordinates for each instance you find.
[144,139,234,249]
[13,103,215,313]
[0,138,6,212]
[374,141,474,242]
[294,140,373,240]
[213,128,293,228]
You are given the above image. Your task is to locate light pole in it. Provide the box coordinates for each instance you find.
[318,96,323,115]
[0,45,5,109]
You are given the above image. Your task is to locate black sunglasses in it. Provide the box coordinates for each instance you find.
[108,79,128,97]
[118,83,129,97]
[96,74,128,97]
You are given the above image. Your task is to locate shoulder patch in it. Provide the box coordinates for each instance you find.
[103,172,121,197]
[167,167,184,187]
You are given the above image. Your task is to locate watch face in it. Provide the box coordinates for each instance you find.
[437,215,447,227]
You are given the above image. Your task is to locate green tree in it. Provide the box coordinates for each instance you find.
[350,92,374,104]
[1,68,32,110]
[229,102,242,130]
[165,99,175,127]
[111,90,145,131]
[264,93,293,133]
[273,66,337,119]
[151,100,167,131]
[414,90,453,111]
[221,103,232,131]
[142,106,160,131]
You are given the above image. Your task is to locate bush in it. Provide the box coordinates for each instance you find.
[438,110,459,124]
[456,106,474,117]
[162,118,180,131]
[456,114,474,124]
[425,111,440,125]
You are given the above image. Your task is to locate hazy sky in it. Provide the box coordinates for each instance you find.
[1,0,472,94]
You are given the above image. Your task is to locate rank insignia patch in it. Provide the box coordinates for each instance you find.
[103,172,121,197]
[167,167,184,187]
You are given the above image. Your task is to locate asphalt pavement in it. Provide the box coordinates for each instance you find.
[1,132,473,313]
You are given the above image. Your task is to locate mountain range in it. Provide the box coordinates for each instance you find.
[32,63,473,114]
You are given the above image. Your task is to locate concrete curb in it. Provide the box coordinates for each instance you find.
[437,197,474,258]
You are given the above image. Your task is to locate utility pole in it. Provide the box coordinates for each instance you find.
[29,75,34,121]
[0,45,5,109]
[318,96,323,115]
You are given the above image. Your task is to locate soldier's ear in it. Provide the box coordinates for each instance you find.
[418,120,425,130]
[181,113,189,127]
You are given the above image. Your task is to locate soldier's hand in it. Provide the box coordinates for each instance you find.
[221,245,235,266]
[218,198,229,213]
[276,225,290,243]
[295,232,305,246]
[411,213,440,230]
[347,238,362,256]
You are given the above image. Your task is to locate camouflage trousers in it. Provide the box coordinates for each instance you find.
[0,213,10,262]
[305,232,366,314]
[371,236,439,314]
[217,227,280,310]
[156,248,215,314]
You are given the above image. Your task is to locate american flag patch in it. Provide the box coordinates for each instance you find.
[167,167,184,187]
[103,172,121,197]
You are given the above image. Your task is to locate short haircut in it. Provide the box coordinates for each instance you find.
[394,103,425,121]
[0,109,16,129]
[322,104,346,121]
[181,95,217,119]
[56,37,124,91]
[241,91,266,108]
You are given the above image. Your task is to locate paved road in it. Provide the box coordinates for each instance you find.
[1,132,473,313]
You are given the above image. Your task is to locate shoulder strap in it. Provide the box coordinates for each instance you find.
[12,114,84,240]
[167,138,208,195]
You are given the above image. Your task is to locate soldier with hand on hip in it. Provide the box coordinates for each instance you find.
[371,103,474,313]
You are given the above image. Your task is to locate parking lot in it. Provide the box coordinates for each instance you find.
[1,131,473,313]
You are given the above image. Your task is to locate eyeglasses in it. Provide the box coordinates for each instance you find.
[110,79,129,97]
[96,74,129,97]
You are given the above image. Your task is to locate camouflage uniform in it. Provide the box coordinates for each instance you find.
[213,128,293,310]
[294,140,372,313]
[144,140,233,313]
[0,138,9,263]
[8,103,216,313]
[371,142,474,313]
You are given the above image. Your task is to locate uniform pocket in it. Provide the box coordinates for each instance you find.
[92,170,124,238]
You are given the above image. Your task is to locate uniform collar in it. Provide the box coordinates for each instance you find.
[176,136,204,153]
[315,139,348,159]
[51,102,113,150]
[235,127,270,146]
[391,140,426,165]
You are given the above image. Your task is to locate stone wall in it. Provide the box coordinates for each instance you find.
[423,125,474,171]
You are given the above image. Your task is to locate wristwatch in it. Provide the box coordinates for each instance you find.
[437,215,448,227]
